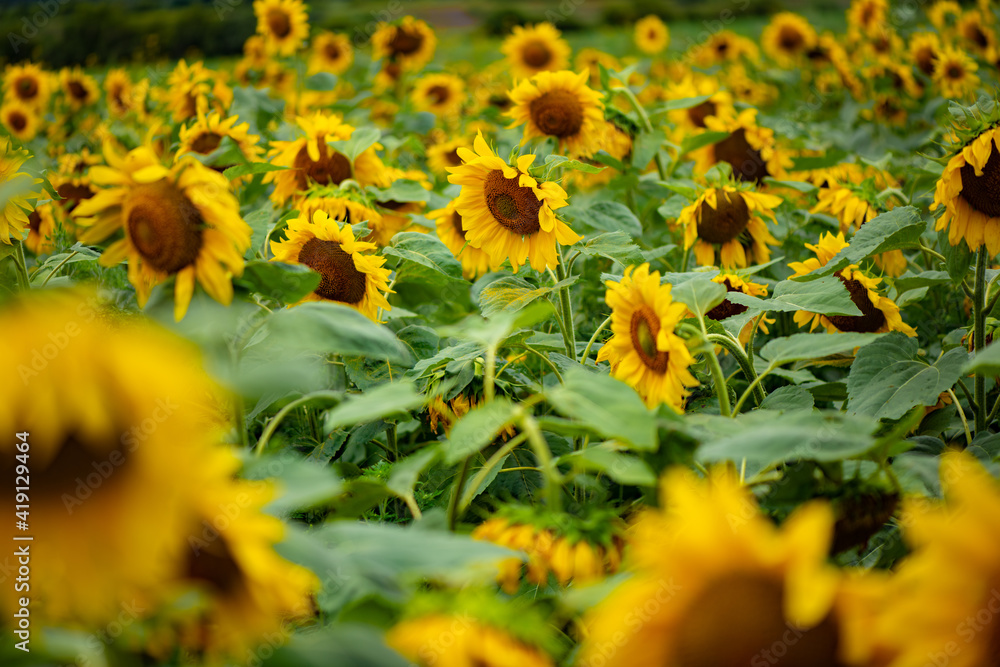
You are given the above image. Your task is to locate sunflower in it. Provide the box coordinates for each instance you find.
[635,15,669,55]
[428,199,494,280]
[3,62,50,110]
[789,231,916,335]
[700,272,773,342]
[875,451,1000,667]
[371,16,437,72]
[308,31,353,75]
[506,70,605,158]
[579,466,869,667]
[177,111,264,182]
[596,264,698,411]
[958,10,995,53]
[426,389,518,436]
[847,0,888,39]
[761,12,817,67]
[930,125,1000,256]
[426,137,471,178]
[104,68,141,117]
[677,184,782,269]
[446,132,579,273]
[689,30,760,68]
[501,23,571,80]
[241,34,269,70]
[50,147,100,216]
[411,72,465,119]
[574,48,620,87]
[0,290,232,627]
[1,100,38,142]
[59,67,99,110]
[270,209,392,319]
[24,202,56,255]
[0,138,42,244]
[265,112,388,205]
[563,120,632,190]
[932,46,980,100]
[473,507,626,593]
[928,0,963,31]
[72,146,251,321]
[254,0,309,56]
[664,74,734,141]
[696,108,791,184]
[160,60,233,124]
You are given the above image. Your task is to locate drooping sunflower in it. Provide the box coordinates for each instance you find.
[1,100,38,142]
[0,138,42,244]
[696,108,791,184]
[308,31,353,75]
[3,62,50,110]
[23,202,57,255]
[596,264,698,411]
[411,72,465,119]
[677,184,782,269]
[931,124,1000,256]
[501,23,571,80]
[578,466,870,667]
[761,12,817,67]
[426,137,471,178]
[59,67,99,110]
[270,209,393,319]
[446,132,579,273]
[506,70,605,158]
[265,112,389,205]
[371,16,437,72]
[104,68,143,118]
[73,146,251,321]
[634,15,669,55]
[932,46,980,100]
[177,111,264,181]
[789,231,916,335]
[703,272,772,343]
[428,199,493,280]
[253,0,309,56]
[159,60,233,124]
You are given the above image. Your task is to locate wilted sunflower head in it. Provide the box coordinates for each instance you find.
[253,0,309,56]
[501,22,572,79]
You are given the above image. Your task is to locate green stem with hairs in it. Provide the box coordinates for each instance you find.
[580,315,613,365]
[706,332,765,408]
[974,246,988,431]
[555,259,576,359]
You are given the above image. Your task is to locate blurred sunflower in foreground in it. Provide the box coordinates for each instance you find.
[597,264,698,412]
[0,138,42,244]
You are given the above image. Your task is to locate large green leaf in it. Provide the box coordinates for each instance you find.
[759,332,885,367]
[479,275,577,318]
[727,275,862,315]
[266,302,407,361]
[848,332,968,420]
[568,201,642,237]
[577,231,644,267]
[965,339,1000,376]
[560,444,656,486]
[671,276,726,318]
[263,626,410,667]
[235,261,321,303]
[383,232,465,286]
[329,127,382,162]
[323,381,425,431]
[443,398,520,464]
[803,207,925,279]
[546,367,657,450]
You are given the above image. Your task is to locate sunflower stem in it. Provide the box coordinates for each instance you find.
[555,259,576,359]
[615,83,668,181]
[446,456,472,531]
[38,250,78,288]
[254,391,342,457]
[732,367,773,416]
[706,332,764,408]
[580,315,613,365]
[520,412,562,513]
[950,388,973,448]
[12,241,30,291]
[689,316,731,417]
[484,344,497,403]
[974,245,988,431]
[458,431,530,514]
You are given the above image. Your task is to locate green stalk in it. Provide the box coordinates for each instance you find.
[616,83,668,181]
[12,242,30,291]
[974,246,988,431]
[706,332,765,408]
[580,315,613,365]
[555,260,576,359]
[484,345,497,402]
[520,413,562,512]
[696,317,731,417]
[446,457,472,531]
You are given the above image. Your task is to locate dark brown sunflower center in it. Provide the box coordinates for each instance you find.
[126,182,204,274]
[827,275,886,333]
[293,144,352,189]
[8,111,27,132]
[916,48,937,76]
[266,8,292,38]
[15,76,37,100]
[715,39,730,55]
[713,128,769,183]
[946,63,965,79]
[483,169,543,235]
[697,190,750,244]
[967,25,990,49]
[446,148,462,166]
[427,85,450,105]
[630,305,669,373]
[297,237,367,304]
[529,89,584,138]
[778,26,805,51]
[27,210,40,233]
[68,80,90,101]
[688,100,718,129]
[831,490,899,554]
[806,46,830,63]
[960,147,1000,218]
[186,534,244,596]
[674,573,842,667]
[324,42,341,59]
[706,279,750,321]
[522,40,553,68]
[389,27,423,56]
[56,182,95,210]
[190,132,223,155]
[489,94,512,110]
[30,432,127,499]
[451,211,466,239]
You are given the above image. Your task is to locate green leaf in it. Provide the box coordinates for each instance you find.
[965,339,1000,376]
[804,207,925,279]
[790,149,848,171]
[387,447,440,501]
[650,94,712,115]
[330,127,381,162]
[222,161,288,180]
[323,381,425,432]
[546,366,656,450]
[367,179,432,204]
[576,231,644,267]
[540,154,604,175]
[568,201,642,237]
[264,626,410,667]
[848,333,968,420]
[632,128,666,172]
[383,232,465,286]
[266,301,407,361]
[671,276,726,318]
[727,275,863,315]
[242,452,343,516]
[305,72,337,91]
[561,444,656,486]
[893,270,951,294]
[943,230,973,283]
[443,398,520,464]
[679,131,730,156]
[479,275,577,318]
[235,260,321,303]
[760,385,815,411]
[763,178,817,193]
[760,332,885,367]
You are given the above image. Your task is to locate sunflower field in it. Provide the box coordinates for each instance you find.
[9,0,1000,664]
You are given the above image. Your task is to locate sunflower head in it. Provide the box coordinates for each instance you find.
[762,12,818,66]
[59,67,99,110]
[254,0,309,56]
[698,108,790,184]
[371,16,437,72]
[308,31,353,75]
[0,138,42,244]
[501,23,572,79]
[1,100,39,141]
[412,72,466,119]
[3,62,51,109]
[177,111,263,182]
[506,70,605,158]
[932,46,980,100]
[678,181,782,269]
[635,15,670,55]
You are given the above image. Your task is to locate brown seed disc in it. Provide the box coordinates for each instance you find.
[27,210,40,234]
[705,279,751,321]
[445,148,462,166]
[126,182,204,274]
[190,132,223,155]
[482,169,543,235]
[15,76,37,100]
[713,128,769,183]
[8,111,26,132]
[67,80,88,101]
[389,27,423,56]
[629,305,670,373]
[529,89,584,138]
[697,190,751,244]
[915,48,936,76]
[293,144,352,190]
[960,146,1000,218]
[56,183,95,210]
[324,42,341,60]
[266,8,292,38]
[778,25,805,51]
[687,100,718,129]
[452,211,467,239]
[185,535,244,595]
[827,275,887,333]
[427,85,451,105]
[522,40,553,69]
[946,63,965,79]
[297,237,367,304]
